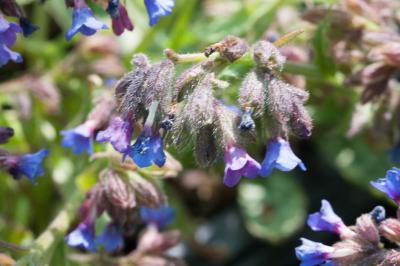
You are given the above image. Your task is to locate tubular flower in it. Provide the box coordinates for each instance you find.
[66,3,108,41]
[65,222,96,252]
[144,0,174,26]
[4,149,49,184]
[295,238,334,266]
[307,200,351,236]
[0,15,22,66]
[61,121,96,155]
[260,137,306,177]
[96,116,133,153]
[223,144,261,187]
[128,126,166,168]
[94,224,124,252]
[371,167,400,204]
[140,205,176,229]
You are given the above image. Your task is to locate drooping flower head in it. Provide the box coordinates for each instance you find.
[95,223,124,252]
[140,205,175,229]
[107,0,134,36]
[4,149,49,184]
[295,238,334,266]
[96,116,133,153]
[371,167,400,204]
[66,0,108,41]
[65,222,96,251]
[307,200,349,235]
[61,121,96,155]
[0,15,22,66]
[128,125,166,168]
[223,144,261,187]
[144,0,174,26]
[259,137,306,177]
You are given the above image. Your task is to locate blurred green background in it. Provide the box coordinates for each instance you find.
[0,0,397,265]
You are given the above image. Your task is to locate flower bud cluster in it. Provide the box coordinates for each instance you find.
[296,167,400,266]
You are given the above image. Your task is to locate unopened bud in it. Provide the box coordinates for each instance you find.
[100,169,136,210]
[379,218,400,243]
[0,126,14,144]
[253,40,286,70]
[290,103,312,138]
[370,206,386,223]
[381,43,400,67]
[380,249,400,265]
[195,125,217,167]
[361,62,394,85]
[130,173,166,208]
[144,59,175,114]
[238,69,265,117]
[239,108,255,132]
[356,214,380,245]
[116,54,150,120]
[218,35,248,62]
[332,236,375,265]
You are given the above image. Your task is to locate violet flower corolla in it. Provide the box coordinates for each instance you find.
[2,149,49,184]
[259,137,306,177]
[0,15,22,67]
[94,223,124,252]
[140,205,175,229]
[61,120,97,155]
[144,0,174,26]
[66,0,108,41]
[96,116,133,154]
[371,167,400,205]
[223,144,261,187]
[295,238,335,266]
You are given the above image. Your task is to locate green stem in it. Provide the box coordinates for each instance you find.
[16,191,82,265]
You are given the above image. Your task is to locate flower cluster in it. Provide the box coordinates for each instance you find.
[296,168,400,266]
[65,163,183,264]
[0,0,175,67]
[0,126,49,184]
[64,34,312,188]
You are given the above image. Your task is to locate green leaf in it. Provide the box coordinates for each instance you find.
[312,17,337,79]
[238,174,307,244]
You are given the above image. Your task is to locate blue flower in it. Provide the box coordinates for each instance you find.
[61,123,94,155]
[96,116,133,153]
[371,168,400,204]
[259,137,306,177]
[65,222,96,251]
[0,15,22,46]
[144,0,174,26]
[307,200,347,235]
[7,149,49,184]
[95,224,123,252]
[128,126,166,168]
[295,238,334,266]
[19,17,39,37]
[0,44,22,67]
[140,205,175,229]
[0,15,23,67]
[66,6,108,41]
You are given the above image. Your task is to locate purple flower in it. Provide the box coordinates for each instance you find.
[6,149,49,184]
[259,137,306,177]
[0,126,14,144]
[107,1,134,36]
[371,167,400,204]
[0,15,22,67]
[61,122,95,155]
[66,5,108,41]
[307,200,347,235]
[65,222,96,251]
[128,126,166,168]
[144,0,174,26]
[0,44,22,67]
[95,224,123,252]
[223,144,261,187]
[140,205,175,229]
[0,15,21,46]
[96,116,133,153]
[295,238,334,266]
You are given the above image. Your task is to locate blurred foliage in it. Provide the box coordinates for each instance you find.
[0,0,398,265]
